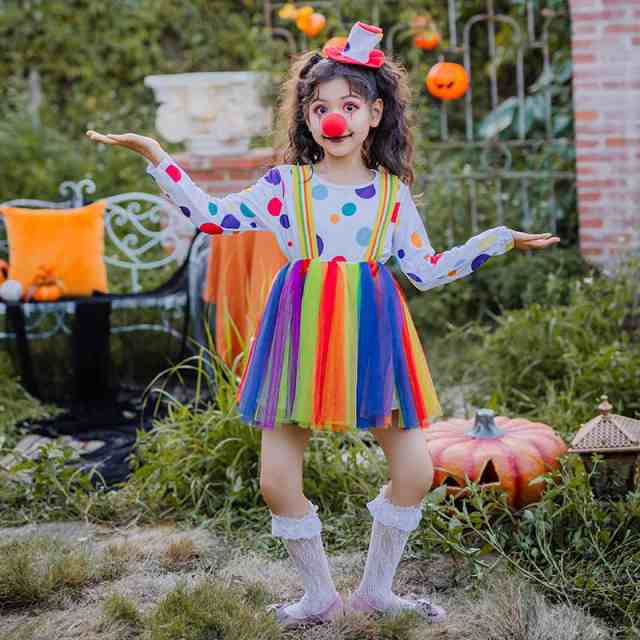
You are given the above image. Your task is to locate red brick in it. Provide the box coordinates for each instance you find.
[606,137,640,147]
[576,166,596,175]
[605,24,640,33]
[580,217,605,228]
[581,247,604,256]
[575,110,599,122]
[577,152,630,162]
[573,53,597,63]
[577,179,622,188]
[579,192,603,201]
[571,39,596,48]
[572,10,626,21]
[576,139,601,148]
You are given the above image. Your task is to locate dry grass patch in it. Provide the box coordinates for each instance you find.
[159,537,200,571]
[443,569,611,640]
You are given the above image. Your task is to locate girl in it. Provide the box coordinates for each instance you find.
[87,21,559,629]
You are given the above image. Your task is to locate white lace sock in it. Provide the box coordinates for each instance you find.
[354,484,425,611]
[271,499,338,619]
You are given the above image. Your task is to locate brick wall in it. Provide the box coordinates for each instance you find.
[569,0,640,269]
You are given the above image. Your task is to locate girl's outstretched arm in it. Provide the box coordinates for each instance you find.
[145,151,287,237]
[85,130,286,238]
[391,183,558,292]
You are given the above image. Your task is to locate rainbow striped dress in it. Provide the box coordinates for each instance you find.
[236,165,442,432]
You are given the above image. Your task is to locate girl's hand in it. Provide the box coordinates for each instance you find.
[510,230,561,251]
[85,130,165,165]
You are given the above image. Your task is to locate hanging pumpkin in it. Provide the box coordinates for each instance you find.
[414,31,440,50]
[278,2,298,20]
[426,62,470,100]
[0,259,8,285]
[424,409,568,509]
[322,36,348,57]
[300,12,326,37]
[294,5,314,30]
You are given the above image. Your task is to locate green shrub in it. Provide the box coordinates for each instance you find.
[418,454,640,636]
[441,257,640,436]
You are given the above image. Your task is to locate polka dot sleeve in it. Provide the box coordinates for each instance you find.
[392,184,515,292]
[145,152,287,237]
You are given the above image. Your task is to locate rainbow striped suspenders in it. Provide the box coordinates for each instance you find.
[291,165,400,260]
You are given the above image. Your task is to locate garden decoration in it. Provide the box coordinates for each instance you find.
[424,409,568,509]
[278,3,326,38]
[25,264,65,302]
[0,279,22,302]
[410,13,441,50]
[568,395,640,499]
[0,258,8,285]
[426,62,470,101]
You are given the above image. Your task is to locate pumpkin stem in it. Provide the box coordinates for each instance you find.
[465,409,505,439]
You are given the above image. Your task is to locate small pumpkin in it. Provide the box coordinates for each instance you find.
[278,2,297,20]
[294,5,314,30]
[25,264,65,302]
[301,12,326,37]
[32,284,62,302]
[426,62,470,100]
[0,259,8,285]
[424,409,568,509]
[414,30,440,50]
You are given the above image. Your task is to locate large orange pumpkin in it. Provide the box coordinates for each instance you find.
[426,62,470,100]
[424,409,568,509]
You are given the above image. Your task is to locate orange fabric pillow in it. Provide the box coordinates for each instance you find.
[0,200,108,297]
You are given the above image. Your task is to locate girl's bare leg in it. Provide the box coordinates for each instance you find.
[259,422,312,516]
[370,410,434,506]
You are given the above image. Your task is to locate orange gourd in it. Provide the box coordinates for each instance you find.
[424,410,568,509]
[295,5,314,30]
[0,259,8,285]
[414,31,440,50]
[26,264,65,302]
[32,284,62,302]
[299,11,325,37]
[426,62,470,100]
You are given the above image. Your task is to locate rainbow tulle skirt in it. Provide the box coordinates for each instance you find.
[236,259,442,432]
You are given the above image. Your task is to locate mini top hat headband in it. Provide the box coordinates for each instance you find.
[323,21,385,68]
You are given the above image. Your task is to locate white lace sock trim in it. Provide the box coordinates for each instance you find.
[355,485,425,612]
[271,499,322,539]
[270,500,337,618]
[366,484,423,533]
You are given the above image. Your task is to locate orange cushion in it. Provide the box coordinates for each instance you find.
[0,200,108,297]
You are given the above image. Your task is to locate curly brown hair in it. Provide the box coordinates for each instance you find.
[272,50,417,186]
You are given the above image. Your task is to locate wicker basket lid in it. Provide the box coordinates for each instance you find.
[569,395,640,453]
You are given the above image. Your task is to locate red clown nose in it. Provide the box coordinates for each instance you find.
[321,113,348,138]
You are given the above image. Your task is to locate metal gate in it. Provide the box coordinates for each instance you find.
[265,0,575,243]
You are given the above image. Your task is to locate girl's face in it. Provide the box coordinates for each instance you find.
[305,77,383,160]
